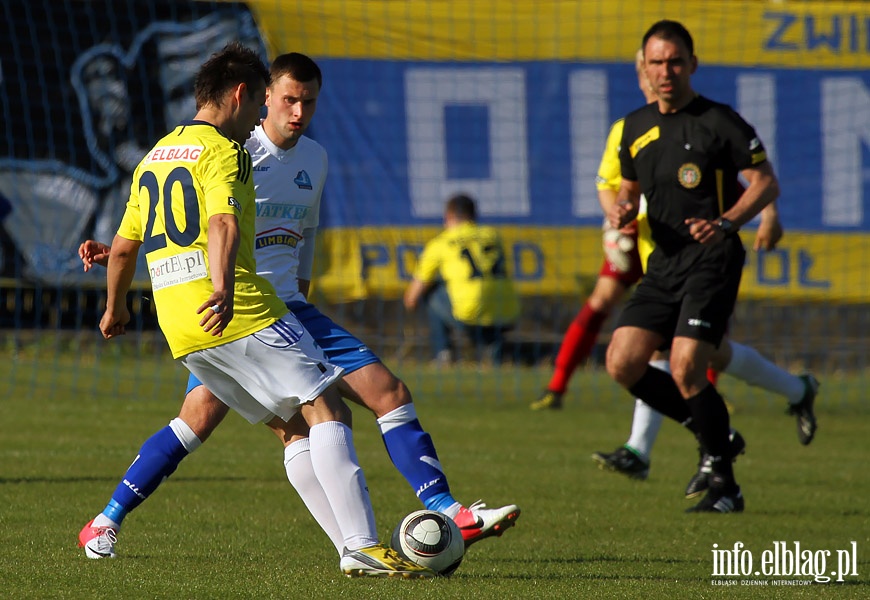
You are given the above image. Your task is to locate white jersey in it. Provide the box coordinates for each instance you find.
[247,126,327,304]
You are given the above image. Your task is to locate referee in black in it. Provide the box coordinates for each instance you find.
[605,20,781,513]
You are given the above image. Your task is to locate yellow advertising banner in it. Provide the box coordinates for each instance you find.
[311,227,870,303]
[247,0,870,68]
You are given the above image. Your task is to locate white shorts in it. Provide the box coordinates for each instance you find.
[181,315,344,424]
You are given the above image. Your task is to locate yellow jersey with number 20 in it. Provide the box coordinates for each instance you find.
[117,120,287,359]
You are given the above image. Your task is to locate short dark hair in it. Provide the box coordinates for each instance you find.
[642,20,694,57]
[270,52,322,89]
[194,42,269,110]
[446,193,477,221]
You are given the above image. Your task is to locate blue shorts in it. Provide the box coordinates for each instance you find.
[186,301,381,394]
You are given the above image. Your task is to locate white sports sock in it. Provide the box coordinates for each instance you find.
[92,513,120,530]
[625,359,669,460]
[724,341,804,403]
[626,400,665,461]
[168,418,202,453]
[375,403,417,434]
[283,439,344,555]
[309,421,378,551]
[441,502,462,519]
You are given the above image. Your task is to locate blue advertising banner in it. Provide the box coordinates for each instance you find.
[310,61,870,232]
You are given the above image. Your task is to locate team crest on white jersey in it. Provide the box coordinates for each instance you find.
[294,170,312,190]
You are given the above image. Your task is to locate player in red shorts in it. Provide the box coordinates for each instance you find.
[530,50,651,412]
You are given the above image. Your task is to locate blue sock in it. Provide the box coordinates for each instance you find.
[381,420,457,510]
[102,425,189,524]
[425,492,459,514]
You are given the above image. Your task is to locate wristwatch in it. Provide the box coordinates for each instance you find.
[716,218,737,235]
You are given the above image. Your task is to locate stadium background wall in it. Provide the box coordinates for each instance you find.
[0,0,868,373]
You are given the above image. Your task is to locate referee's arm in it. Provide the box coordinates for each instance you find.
[722,161,780,229]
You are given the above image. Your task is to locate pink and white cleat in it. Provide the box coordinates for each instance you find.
[78,519,118,559]
[452,500,521,548]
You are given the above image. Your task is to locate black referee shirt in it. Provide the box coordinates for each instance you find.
[618,95,767,256]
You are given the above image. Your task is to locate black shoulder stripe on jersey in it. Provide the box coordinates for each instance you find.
[244,150,252,184]
[231,140,251,184]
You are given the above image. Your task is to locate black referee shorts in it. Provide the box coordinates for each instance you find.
[616,237,745,347]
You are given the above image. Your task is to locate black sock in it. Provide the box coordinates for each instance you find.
[686,385,735,484]
[628,365,695,429]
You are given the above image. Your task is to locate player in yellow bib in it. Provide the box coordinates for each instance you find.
[79,52,520,556]
[404,194,520,365]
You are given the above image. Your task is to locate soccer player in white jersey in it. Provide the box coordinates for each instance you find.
[79,52,519,562]
[77,43,434,578]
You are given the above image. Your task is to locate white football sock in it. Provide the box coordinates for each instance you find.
[442,502,462,519]
[309,421,378,551]
[169,418,202,453]
[375,403,416,434]
[625,359,669,460]
[283,438,344,555]
[92,513,120,530]
[724,341,804,403]
[626,400,665,461]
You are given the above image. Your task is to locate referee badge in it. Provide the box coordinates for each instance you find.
[677,163,702,188]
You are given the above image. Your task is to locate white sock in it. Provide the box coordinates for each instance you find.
[626,400,665,461]
[442,502,462,519]
[168,418,202,453]
[725,341,804,403]
[92,513,120,530]
[284,439,344,556]
[309,421,378,551]
[625,359,669,460]
[375,403,416,434]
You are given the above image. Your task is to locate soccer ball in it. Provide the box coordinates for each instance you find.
[390,510,465,576]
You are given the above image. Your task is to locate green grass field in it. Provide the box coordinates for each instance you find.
[1,351,868,599]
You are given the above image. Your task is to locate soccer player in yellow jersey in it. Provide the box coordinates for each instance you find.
[404,194,520,365]
[79,51,520,558]
[81,42,433,578]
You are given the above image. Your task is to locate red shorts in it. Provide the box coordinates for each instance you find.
[599,229,644,287]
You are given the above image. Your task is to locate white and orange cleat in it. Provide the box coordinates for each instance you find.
[78,519,118,559]
[452,500,521,548]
